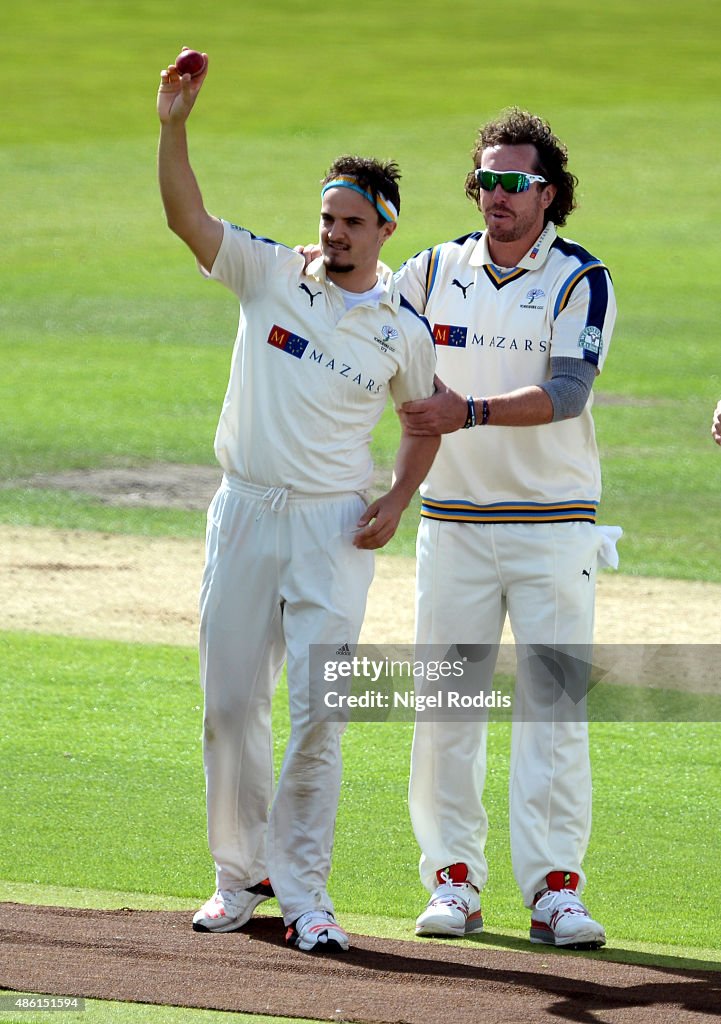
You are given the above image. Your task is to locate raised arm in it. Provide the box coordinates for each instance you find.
[157,50,223,271]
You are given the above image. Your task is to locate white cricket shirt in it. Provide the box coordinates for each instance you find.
[396,223,617,523]
[203,220,436,494]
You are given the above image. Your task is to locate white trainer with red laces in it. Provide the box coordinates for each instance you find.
[192,879,274,933]
[285,910,349,953]
[530,871,606,949]
[415,863,483,937]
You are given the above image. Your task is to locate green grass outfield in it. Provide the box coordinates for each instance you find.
[2,631,721,949]
[2,1,721,1022]
[3,0,721,576]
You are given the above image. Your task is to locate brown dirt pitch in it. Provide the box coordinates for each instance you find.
[1,903,720,1024]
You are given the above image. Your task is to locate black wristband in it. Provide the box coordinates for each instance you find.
[463,395,476,428]
[480,398,490,425]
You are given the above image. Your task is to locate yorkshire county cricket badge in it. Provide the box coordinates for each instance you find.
[578,325,603,359]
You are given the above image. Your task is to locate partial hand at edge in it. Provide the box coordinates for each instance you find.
[293,243,322,270]
[712,399,721,446]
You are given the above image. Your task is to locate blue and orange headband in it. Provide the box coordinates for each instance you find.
[321,175,398,224]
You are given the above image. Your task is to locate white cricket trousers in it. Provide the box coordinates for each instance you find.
[199,476,373,925]
[409,519,604,908]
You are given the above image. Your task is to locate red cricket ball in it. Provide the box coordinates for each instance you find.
[174,49,206,78]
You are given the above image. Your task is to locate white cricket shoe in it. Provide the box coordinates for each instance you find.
[530,875,606,949]
[192,879,274,933]
[415,863,483,937]
[285,910,349,953]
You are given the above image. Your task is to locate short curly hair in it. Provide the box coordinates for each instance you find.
[464,108,577,226]
[321,155,401,226]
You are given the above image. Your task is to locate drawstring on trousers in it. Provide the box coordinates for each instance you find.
[255,486,290,521]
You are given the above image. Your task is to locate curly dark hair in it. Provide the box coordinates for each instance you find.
[321,155,401,225]
[464,108,578,226]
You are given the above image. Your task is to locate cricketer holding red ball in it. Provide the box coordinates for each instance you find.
[157,52,438,953]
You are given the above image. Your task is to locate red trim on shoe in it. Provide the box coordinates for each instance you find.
[466,909,484,930]
[436,863,472,886]
[534,870,580,904]
[545,870,580,892]
[285,913,349,952]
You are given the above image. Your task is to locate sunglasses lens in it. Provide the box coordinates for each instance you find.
[477,170,529,193]
[501,172,528,193]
